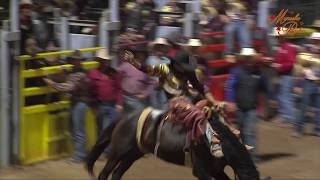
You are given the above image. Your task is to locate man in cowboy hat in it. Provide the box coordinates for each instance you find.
[43,51,90,163]
[226,47,266,162]
[294,32,320,138]
[268,27,300,127]
[147,37,171,65]
[147,37,172,110]
[88,49,123,138]
[118,46,156,119]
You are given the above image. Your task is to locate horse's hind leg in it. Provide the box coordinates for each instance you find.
[98,156,120,180]
[111,150,143,180]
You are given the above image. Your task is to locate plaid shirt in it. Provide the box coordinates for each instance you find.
[51,71,90,103]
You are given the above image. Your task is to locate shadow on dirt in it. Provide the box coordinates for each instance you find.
[257,153,296,163]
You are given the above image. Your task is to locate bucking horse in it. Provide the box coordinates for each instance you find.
[86,98,260,180]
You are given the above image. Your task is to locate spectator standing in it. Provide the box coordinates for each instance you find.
[88,49,123,137]
[118,46,156,118]
[226,48,266,162]
[20,0,50,54]
[146,38,172,110]
[222,0,252,62]
[43,52,90,163]
[294,32,320,138]
[270,28,298,126]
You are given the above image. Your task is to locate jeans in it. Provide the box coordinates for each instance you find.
[295,80,320,134]
[97,102,119,137]
[224,20,251,55]
[123,95,148,119]
[149,89,169,110]
[71,102,88,160]
[237,109,258,160]
[278,75,295,123]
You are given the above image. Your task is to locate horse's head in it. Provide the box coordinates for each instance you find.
[207,110,260,180]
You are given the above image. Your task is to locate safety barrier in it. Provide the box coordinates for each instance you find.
[19,47,102,164]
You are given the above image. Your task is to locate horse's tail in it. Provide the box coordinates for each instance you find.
[85,123,115,176]
[208,112,260,180]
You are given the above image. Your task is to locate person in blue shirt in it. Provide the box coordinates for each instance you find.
[225,48,266,162]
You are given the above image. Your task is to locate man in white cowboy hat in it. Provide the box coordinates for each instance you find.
[225,47,266,162]
[294,32,320,138]
[147,37,171,65]
[43,50,90,163]
[147,37,172,110]
[268,27,298,127]
[87,48,123,139]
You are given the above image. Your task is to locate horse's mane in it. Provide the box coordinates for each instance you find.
[209,112,260,180]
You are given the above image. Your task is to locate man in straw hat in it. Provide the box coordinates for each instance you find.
[43,50,90,163]
[225,47,265,162]
[294,32,320,138]
[268,27,299,127]
[88,48,123,139]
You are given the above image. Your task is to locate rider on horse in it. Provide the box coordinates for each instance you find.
[122,40,247,157]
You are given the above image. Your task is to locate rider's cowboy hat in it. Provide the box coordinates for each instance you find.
[309,32,320,40]
[180,39,203,47]
[239,48,257,56]
[96,48,112,60]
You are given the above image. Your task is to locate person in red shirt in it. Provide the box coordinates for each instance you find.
[270,28,298,126]
[88,49,123,137]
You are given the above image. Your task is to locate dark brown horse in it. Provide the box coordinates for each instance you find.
[86,107,260,180]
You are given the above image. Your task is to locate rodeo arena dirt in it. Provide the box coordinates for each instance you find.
[1,0,320,180]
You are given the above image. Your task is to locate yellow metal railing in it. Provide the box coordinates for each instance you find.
[19,47,102,164]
